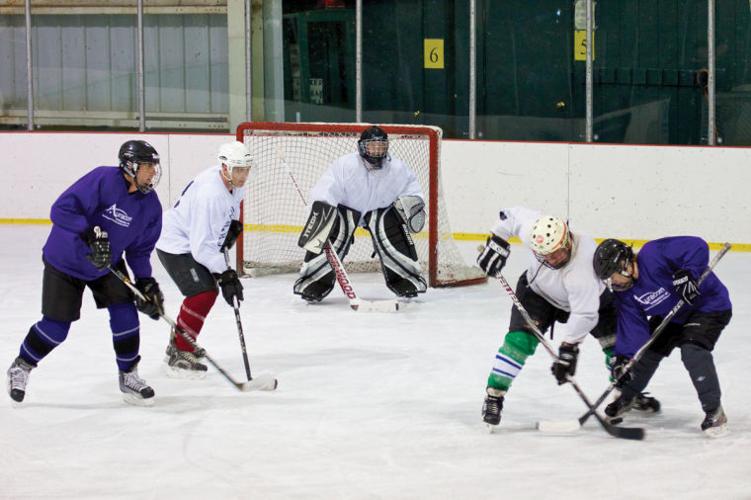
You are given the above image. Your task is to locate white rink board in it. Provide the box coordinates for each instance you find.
[0,132,749,243]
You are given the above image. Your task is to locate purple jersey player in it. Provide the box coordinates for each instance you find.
[593,236,732,436]
[6,140,164,406]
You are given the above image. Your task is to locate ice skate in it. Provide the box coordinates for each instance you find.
[7,357,34,403]
[632,392,661,413]
[119,363,155,406]
[164,338,208,379]
[701,406,728,438]
[482,387,505,431]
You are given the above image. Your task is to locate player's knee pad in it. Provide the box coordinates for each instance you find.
[294,205,359,302]
[364,206,427,297]
[501,330,539,361]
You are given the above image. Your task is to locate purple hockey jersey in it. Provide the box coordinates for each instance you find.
[42,166,162,281]
[613,236,731,357]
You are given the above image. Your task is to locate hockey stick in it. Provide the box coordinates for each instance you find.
[574,242,731,427]
[494,273,645,440]
[107,265,277,392]
[283,153,399,312]
[223,248,252,381]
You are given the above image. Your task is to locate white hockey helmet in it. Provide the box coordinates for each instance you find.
[217,141,253,171]
[529,215,572,269]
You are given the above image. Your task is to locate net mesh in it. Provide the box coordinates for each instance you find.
[238,122,485,287]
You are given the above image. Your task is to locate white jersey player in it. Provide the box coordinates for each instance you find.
[294,125,428,302]
[475,206,659,427]
[155,141,250,377]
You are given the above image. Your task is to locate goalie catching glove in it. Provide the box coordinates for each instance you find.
[477,234,510,277]
[298,201,338,254]
[393,195,426,234]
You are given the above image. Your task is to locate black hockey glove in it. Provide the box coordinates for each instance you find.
[83,226,111,270]
[476,234,510,277]
[217,269,244,307]
[671,269,700,305]
[610,355,632,388]
[551,342,579,385]
[221,220,243,251]
[134,277,164,320]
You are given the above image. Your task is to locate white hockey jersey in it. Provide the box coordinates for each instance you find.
[308,152,423,223]
[156,165,245,274]
[491,206,606,345]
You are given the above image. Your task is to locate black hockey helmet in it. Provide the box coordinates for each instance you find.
[593,238,634,279]
[118,140,161,193]
[357,125,389,169]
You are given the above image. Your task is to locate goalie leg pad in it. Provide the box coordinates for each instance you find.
[294,205,360,301]
[364,206,427,297]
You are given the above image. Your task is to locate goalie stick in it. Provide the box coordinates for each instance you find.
[494,272,645,440]
[281,148,400,313]
[107,265,277,392]
[570,242,732,427]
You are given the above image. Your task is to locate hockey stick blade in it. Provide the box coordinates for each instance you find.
[537,417,643,440]
[240,373,278,392]
[350,298,401,312]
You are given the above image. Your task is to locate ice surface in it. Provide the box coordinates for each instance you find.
[1,226,749,499]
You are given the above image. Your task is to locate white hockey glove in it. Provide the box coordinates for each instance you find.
[298,201,338,254]
[393,195,426,233]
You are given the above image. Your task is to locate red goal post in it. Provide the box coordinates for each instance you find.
[235,121,486,287]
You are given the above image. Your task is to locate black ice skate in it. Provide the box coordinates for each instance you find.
[632,392,661,413]
[482,387,505,428]
[119,363,155,406]
[605,392,660,423]
[7,357,34,403]
[701,406,728,438]
[164,337,208,379]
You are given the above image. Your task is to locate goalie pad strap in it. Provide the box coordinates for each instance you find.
[393,195,426,233]
[365,206,427,297]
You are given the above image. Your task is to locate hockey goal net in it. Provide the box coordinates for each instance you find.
[235,122,486,287]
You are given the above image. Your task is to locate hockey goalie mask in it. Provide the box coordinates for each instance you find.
[529,216,572,270]
[118,140,161,194]
[358,125,389,170]
[594,238,636,292]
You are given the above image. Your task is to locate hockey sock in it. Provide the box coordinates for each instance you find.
[19,316,71,365]
[603,347,616,380]
[681,343,722,412]
[108,303,141,372]
[175,290,218,352]
[487,330,539,392]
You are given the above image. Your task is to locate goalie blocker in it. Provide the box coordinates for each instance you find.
[294,199,427,302]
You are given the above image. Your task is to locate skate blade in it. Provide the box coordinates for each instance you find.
[163,364,208,380]
[122,393,155,407]
[703,423,729,439]
[241,373,278,392]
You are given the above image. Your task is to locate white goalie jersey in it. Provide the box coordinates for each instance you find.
[491,206,606,345]
[157,165,246,274]
[309,152,423,224]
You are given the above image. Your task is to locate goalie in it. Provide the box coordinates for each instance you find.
[294,125,428,303]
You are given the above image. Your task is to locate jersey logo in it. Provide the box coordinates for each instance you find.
[633,287,670,310]
[102,203,133,227]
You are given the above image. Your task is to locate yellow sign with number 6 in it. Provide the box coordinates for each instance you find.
[424,39,444,69]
